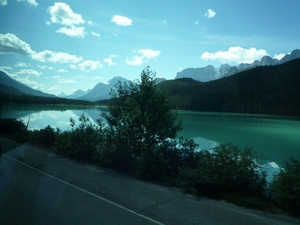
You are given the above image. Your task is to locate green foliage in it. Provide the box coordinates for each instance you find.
[0,118,28,142]
[103,66,182,174]
[270,157,300,216]
[135,138,198,182]
[54,114,107,162]
[28,125,58,147]
[177,143,267,199]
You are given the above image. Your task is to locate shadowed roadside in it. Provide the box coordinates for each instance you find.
[0,136,299,225]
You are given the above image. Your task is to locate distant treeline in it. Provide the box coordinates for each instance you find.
[158,58,300,117]
[0,93,94,106]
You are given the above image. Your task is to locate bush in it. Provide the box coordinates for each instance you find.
[177,143,267,199]
[0,118,28,142]
[270,157,300,216]
[54,114,107,162]
[28,125,58,147]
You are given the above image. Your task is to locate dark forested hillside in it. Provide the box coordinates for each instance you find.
[158,58,300,117]
[0,71,56,98]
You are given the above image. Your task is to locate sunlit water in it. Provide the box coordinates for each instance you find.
[2,105,300,167]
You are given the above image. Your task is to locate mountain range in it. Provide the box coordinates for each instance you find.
[58,89,91,99]
[62,77,166,101]
[0,71,56,98]
[176,49,300,82]
[0,49,299,103]
[158,58,300,117]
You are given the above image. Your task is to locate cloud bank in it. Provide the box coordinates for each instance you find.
[0,33,83,63]
[48,2,84,26]
[201,46,268,64]
[48,2,86,38]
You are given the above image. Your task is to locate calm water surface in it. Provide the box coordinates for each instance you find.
[2,105,300,165]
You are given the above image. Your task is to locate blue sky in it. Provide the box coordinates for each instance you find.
[1,0,299,95]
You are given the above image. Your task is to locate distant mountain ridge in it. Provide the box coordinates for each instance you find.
[58,89,91,99]
[176,49,300,82]
[0,71,56,98]
[78,76,130,101]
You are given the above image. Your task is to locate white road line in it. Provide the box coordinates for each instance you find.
[3,154,165,225]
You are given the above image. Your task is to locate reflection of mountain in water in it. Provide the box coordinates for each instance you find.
[70,108,104,124]
[1,106,107,131]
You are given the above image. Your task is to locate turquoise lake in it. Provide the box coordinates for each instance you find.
[1,105,300,166]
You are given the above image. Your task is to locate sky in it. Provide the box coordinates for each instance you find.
[0,0,300,95]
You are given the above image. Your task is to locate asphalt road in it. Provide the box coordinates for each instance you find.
[0,137,299,225]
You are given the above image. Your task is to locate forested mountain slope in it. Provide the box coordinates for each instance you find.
[159,58,300,116]
[0,71,56,98]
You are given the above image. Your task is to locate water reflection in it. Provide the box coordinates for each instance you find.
[1,106,106,131]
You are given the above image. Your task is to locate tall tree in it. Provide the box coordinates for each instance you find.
[103,66,182,158]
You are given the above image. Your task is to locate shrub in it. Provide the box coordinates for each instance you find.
[28,125,58,147]
[270,157,300,216]
[0,118,28,142]
[54,114,107,162]
[177,143,267,199]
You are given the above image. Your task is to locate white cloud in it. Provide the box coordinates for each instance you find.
[17,0,38,7]
[52,75,76,84]
[48,2,84,26]
[91,31,101,38]
[203,9,216,18]
[0,33,84,64]
[0,66,12,73]
[38,65,55,70]
[163,20,167,24]
[0,0,7,6]
[126,49,161,66]
[0,33,34,55]
[73,74,87,79]
[69,64,77,69]
[138,49,161,59]
[78,60,103,72]
[37,65,47,69]
[104,57,116,66]
[49,85,61,91]
[201,46,268,64]
[92,76,103,80]
[111,15,132,26]
[195,21,199,26]
[274,53,286,60]
[16,69,41,76]
[59,78,76,84]
[58,68,68,73]
[15,62,28,67]
[56,26,86,38]
[125,56,143,66]
[17,77,44,90]
[32,50,83,64]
